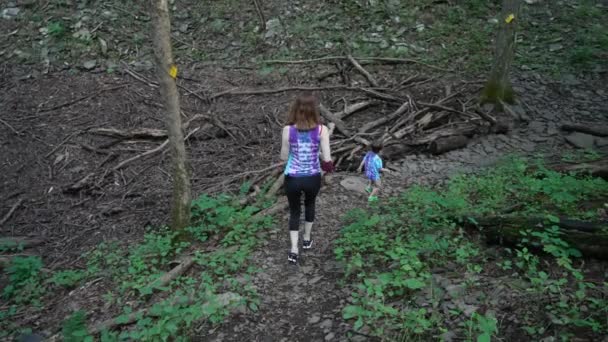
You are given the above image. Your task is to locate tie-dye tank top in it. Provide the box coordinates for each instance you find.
[284,125,321,177]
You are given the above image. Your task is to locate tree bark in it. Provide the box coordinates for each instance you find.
[481,0,521,106]
[150,0,191,233]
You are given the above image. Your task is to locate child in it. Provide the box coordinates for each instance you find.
[357,140,390,202]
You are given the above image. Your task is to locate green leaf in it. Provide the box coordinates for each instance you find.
[404,278,425,289]
[477,332,491,342]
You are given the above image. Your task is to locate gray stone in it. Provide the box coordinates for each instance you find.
[309,275,323,284]
[1,7,19,19]
[440,330,457,342]
[320,319,333,329]
[83,60,97,70]
[325,333,335,341]
[340,176,368,194]
[264,18,282,39]
[308,315,321,324]
[595,138,608,147]
[565,133,595,149]
[178,23,189,33]
[528,120,546,134]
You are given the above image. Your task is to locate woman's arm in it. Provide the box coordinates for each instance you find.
[280,126,290,161]
[320,125,332,162]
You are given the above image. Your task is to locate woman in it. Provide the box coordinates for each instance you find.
[280,94,334,264]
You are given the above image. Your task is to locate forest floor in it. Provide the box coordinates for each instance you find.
[1,0,608,341]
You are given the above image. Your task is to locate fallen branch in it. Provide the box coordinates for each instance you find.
[359,99,411,134]
[265,174,285,199]
[347,55,379,87]
[336,101,373,120]
[45,131,82,158]
[38,85,126,113]
[561,124,608,137]
[145,256,195,293]
[262,56,452,72]
[209,85,382,100]
[252,0,266,31]
[88,128,167,140]
[0,118,22,136]
[113,139,169,171]
[110,127,199,171]
[319,104,370,146]
[0,198,24,227]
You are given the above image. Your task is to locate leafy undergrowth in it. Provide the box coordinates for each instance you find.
[3,0,605,76]
[336,157,608,341]
[1,192,274,340]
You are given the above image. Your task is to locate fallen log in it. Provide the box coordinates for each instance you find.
[470,215,608,259]
[429,135,469,155]
[561,124,608,137]
[549,159,608,180]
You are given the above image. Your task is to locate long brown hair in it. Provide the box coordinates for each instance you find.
[286,94,321,130]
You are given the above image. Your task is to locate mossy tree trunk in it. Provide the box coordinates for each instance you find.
[481,0,521,107]
[150,0,191,235]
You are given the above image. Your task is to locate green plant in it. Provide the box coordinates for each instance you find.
[3,256,46,306]
[47,21,66,38]
[62,311,93,342]
[49,270,87,288]
[0,239,24,253]
[464,312,498,342]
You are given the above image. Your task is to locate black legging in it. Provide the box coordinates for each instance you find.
[285,174,321,231]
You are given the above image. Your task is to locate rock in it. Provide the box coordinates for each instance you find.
[528,120,546,134]
[325,332,335,341]
[320,319,333,329]
[565,133,595,149]
[440,330,457,342]
[83,60,97,70]
[178,23,189,33]
[1,7,20,19]
[549,44,563,52]
[309,275,323,284]
[131,60,154,72]
[340,177,368,194]
[308,314,321,324]
[264,18,282,39]
[594,138,608,148]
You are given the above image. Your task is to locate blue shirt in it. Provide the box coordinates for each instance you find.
[363,152,383,181]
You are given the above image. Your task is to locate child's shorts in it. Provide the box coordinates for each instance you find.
[371,178,382,188]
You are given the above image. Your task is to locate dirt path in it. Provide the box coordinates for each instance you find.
[203,180,369,342]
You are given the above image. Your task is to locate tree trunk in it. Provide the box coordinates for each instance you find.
[471,215,608,259]
[150,0,191,233]
[481,0,521,106]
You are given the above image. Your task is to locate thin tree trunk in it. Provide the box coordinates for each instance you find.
[150,0,191,233]
[481,0,521,107]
